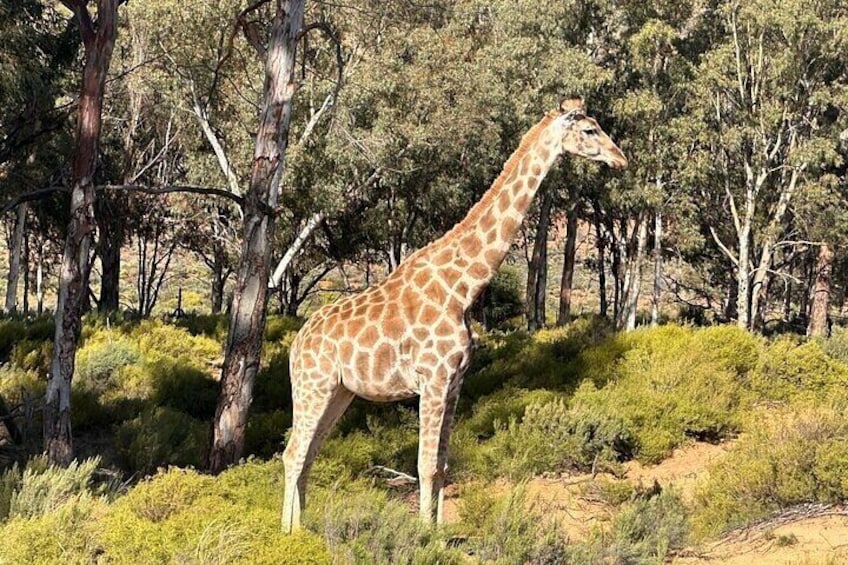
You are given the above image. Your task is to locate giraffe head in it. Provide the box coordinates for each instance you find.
[553,97,628,169]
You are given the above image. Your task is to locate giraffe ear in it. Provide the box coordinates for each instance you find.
[558,96,585,115]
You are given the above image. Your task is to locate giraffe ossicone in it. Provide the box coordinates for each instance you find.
[281,99,627,532]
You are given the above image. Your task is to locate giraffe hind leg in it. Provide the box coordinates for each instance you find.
[282,383,354,533]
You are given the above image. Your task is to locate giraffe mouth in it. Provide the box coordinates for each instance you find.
[607,152,628,170]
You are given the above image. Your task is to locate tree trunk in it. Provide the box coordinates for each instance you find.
[736,224,751,330]
[650,210,662,326]
[210,0,304,473]
[525,190,552,332]
[593,205,608,318]
[620,217,648,331]
[36,243,44,316]
[210,241,228,314]
[5,203,28,314]
[807,243,833,337]
[95,195,124,313]
[557,203,578,325]
[45,0,118,466]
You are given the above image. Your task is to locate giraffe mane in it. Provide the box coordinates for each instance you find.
[458,111,557,228]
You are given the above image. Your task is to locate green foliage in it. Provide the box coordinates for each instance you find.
[692,403,848,539]
[148,361,219,419]
[265,315,303,343]
[752,338,848,403]
[115,407,208,475]
[245,410,291,459]
[566,490,689,564]
[173,313,229,339]
[99,463,330,564]
[75,332,140,395]
[0,494,107,564]
[306,482,462,565]
[469,398,632,479]
[482,265,525,329]
[458,483,568,564]
[4,456,101,520]
[130,320,221,371]
[570,325,757,462]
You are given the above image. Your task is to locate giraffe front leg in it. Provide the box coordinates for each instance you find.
[418,382,461,526]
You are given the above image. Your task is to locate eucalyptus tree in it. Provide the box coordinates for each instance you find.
[692,0,848,330]
[45,0,122,466]
[0,0,76,313]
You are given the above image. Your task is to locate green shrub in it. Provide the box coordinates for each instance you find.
[0,365,43,405]
[692,403,848,539]
[265,315,303,342]
[0,319,27,362]
[149,360,219,419]
[131,320,221,371]
[472,398,632,479]
[115,407,208,474]
[820,326,848,365]
[482,264,525,329]
[174,313,229,339]
[4,457,101,521]
[75,332,140,395]
[253,343,292,412]
[566,490,689,564]
[570,325,753,462]
[9,339,52,373]
[751,338,848,403]
[245,410,291,458]
[0,494,107,564]
[458,483,568,564]
[306,482,462,565]
[100,464,330,564]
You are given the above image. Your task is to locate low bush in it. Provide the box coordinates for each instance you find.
[265,315,303,343]
[468,398,632,479]
[306,481,462,565]
[751,338,848,404]
[130,320,221,371]
[115,407,208,474]
[569,325,756,462]
[692,403,848,539]
[75,332,140,396]
[458,483,568,564]
[100,463,330,564]
[566,490,689,564]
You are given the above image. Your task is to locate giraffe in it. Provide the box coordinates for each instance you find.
[281,97,627,532]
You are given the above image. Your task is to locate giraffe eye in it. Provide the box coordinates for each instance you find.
[582,128,598,136]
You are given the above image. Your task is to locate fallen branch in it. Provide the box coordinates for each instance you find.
[364,465,418,487]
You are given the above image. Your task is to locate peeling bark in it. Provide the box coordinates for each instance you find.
[210,0,304,473]
[5,203,28,313]
[45,0,119,466]
[807,243,833,337]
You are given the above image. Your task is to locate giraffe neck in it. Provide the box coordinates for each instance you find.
[411,113,563,310]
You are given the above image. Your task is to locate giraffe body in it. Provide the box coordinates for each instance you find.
[281,98,627,532]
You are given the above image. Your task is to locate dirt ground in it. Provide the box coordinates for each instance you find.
[442,441,848,564]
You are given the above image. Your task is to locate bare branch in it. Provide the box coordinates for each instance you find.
[709,225,739,266]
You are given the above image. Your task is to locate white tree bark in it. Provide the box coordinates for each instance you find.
[5,203,28,313]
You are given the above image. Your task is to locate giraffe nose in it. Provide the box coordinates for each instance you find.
[609,150,628,169]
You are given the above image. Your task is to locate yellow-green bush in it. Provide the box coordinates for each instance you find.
[692,403,848,539]
[751,338,848,404]
[569,325,756,462]
[0,494,107,564]
[265,315,303,343]
[99,464,330,565]
[468,397,632,479]
[130,320,221,371]
[457,483,568,564]
[75,332,140,396]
